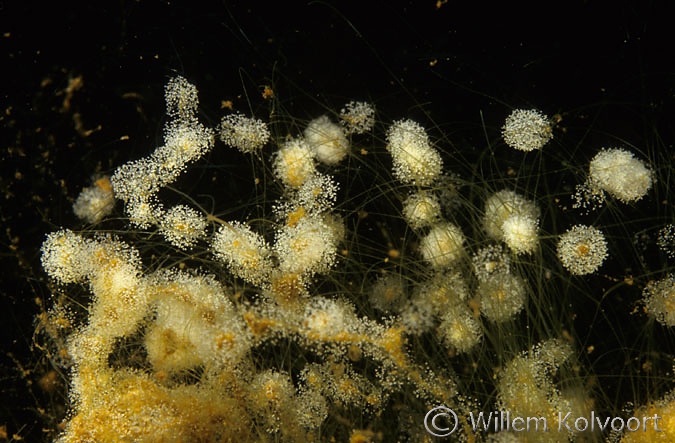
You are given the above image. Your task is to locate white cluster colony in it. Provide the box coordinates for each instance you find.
[657,224,675,259]
[483,189,540,255]
[501,108,552,152]
[383,117,485,354]
[294,173,339,213]
[41,229,98,284]
[386,119,443,187]
[500,214,539,255]
[478,270,527,323]
[218,112,271,153]
[557,224,608,275]
[400,272,476,349]
[642,274,675,327]
[41,230,146,341]
[43,77,388,443]
[574,148,654,210]
[110,76,214,244]
[339,100,375,135]
[164,75,199,119]
[588,148,654,203]
[472,245,512,283]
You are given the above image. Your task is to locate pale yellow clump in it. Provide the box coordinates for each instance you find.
[56,369,252,443]
[274,214,341,276]
[614,389,675,442]
[212,221,273,285]
[414,270,469,312]
[472,244,512,283]
[369,274,406,313]
[112,123,214,207]
[438,302,482,353]
[66,327,115,377]
[386,119,443,187]
[86,252,145,339]
[41,229,94,284]
[273,138,317,189]
[402,190,442,229]
[125,196,162,229]
[478,270,527,323]
[500,213,539,254]
[400,270,468,338]
[497,339,589,442]
[163,121,215,165]
[73,176,116,224]
[41,231,148,340]
[158,204,207,249]
[111,76,215,232]
[300,360,382,411]
[294,173,339,214]
[248,370,296,433]
[419,222,465,268]
[302,297,362,340]
[483,190,540,253]
[295,387,329,430]
[246,369,328,441]
[304,115,350,164]
[144,270,250,373]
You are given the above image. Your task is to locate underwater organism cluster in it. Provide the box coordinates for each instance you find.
[36,74,675,443]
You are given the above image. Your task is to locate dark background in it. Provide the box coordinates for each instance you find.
[2,0,673,440]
